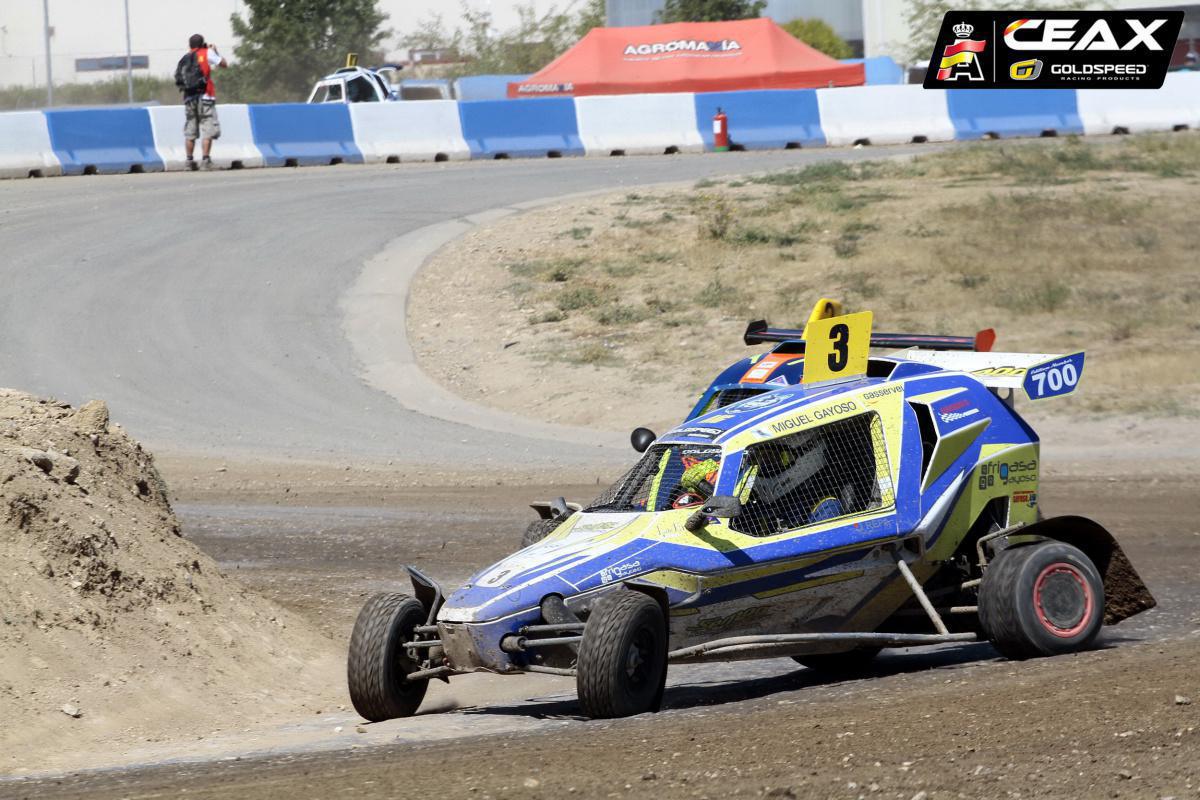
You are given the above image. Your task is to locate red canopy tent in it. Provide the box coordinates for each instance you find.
[508,18,864,98]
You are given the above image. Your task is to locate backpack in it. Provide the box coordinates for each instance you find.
[175,50,207,95]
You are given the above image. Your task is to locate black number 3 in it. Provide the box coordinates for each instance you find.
[828,323,850,371]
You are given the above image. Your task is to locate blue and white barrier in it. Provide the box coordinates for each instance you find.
[458,97,584,158]
[148,104,264,170]
[694,90,825,150]
[817,85,955,146]
[249,103,363,167]
[1077,72,1200,135]
[0,111,61,178]
[2,74,1199,179]
[349,101,470,163]
[44,108,164,175]
[947,88,1083,139]
[576,93,703,155]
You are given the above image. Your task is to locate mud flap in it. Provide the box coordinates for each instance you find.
[1011,515,1156,624]
[406,565,444,626]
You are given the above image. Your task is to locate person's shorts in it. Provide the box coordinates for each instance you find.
[184,98,221,141]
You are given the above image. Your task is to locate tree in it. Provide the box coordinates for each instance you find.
[656,0,767,24]
[398,0,605,78]
[780,18,852,59]
[223,0,389,102]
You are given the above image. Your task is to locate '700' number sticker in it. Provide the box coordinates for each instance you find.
[1023,352,1085,400]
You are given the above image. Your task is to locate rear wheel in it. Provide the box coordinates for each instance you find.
[347,593,429,721]
[576,589,668,719]
[979,541,1104,660]
[793,647,881,675]
[520,515,567,549]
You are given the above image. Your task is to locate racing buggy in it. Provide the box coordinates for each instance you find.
[348,305,1155,720]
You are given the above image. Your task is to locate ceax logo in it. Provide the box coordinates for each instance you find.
[937,22,987,81]
[1010,58,1044,80]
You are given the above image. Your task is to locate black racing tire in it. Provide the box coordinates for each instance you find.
[793,646,882,675]
[979,541,1104,660]
[521,515,568,549]
[576,589,668,719]
[347,592,429,722]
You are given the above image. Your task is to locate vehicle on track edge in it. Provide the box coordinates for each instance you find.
[347,303,1156,721]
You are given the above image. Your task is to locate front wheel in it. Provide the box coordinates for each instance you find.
[576,589,668,719]
[347,593,429,721]
[979,541,1104,660]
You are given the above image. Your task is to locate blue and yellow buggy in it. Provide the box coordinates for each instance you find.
[347,302,1155,720]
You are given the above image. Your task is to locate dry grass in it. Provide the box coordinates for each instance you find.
[412,134,1200,426]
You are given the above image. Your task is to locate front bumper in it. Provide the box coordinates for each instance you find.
[437,608,544,674]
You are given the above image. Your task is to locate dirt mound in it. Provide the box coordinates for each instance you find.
[0,390,343,775]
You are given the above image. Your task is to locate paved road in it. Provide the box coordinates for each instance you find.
[0,148,928,466]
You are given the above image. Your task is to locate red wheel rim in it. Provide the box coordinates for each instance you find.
[1033,562,1094,638]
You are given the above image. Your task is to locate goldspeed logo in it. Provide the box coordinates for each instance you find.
[623,39,742,58]
[937,22,986,81]
[1010,58,1043,80]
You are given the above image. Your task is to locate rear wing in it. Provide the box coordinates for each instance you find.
[743,319,997,353]
[890,349,1086,400]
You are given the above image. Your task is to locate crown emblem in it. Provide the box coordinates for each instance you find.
[953,22,974,38]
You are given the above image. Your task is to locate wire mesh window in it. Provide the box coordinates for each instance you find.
[731,412,893,537]
[586,444,723,513]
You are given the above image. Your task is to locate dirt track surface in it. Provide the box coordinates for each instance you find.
[5,475,1197,799]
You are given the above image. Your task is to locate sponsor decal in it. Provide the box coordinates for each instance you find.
[674,426,724,439]
[572,520,624,534]
[766,375,790,387]
[515,82,574,95]
[862,384,904,401]
[600,560,642,584]
[923,10,1181,89]
[768,401,860,434]
[740,352,790,384]
[978,459,1037,490]
[974,365,1027,377]
[1012,490,1038,508]
[733,392,789,412]
[686,605,765,636]
[937,398,980,424]
[623,39,742,59]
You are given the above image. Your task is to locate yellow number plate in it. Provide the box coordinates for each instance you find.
[802,311,873,384]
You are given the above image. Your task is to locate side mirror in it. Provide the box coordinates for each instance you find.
[630,427,656,453]
[684,495,742,532]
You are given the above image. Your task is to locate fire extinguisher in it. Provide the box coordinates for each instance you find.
[713,107,730,152]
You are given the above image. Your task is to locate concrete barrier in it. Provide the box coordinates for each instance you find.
[44,108,164,175]
[349,101,470,163]
[249,103,363,167]
[149,104,265,170]
[1077,72,1200,135]
[0,111,62,178]
[817,85,955,146]
[693,90,825,150]
[575,93,704,156]
[948,89,1083,139]
[458,97,583,159]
